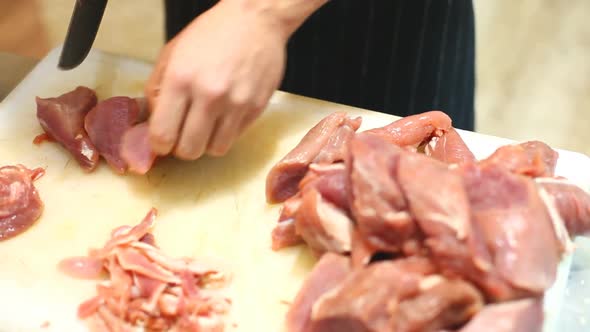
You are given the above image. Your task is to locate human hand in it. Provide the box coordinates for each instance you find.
[145,1,288,159]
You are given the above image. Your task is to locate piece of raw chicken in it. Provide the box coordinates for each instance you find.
[266,112,362,204]
[120,122,157,175]
[363,110,452,149]
[34,88,157,174]
[535,177,590,236]
[427,161,564,302]
[268,110,589,332]
[462,162,562,293]
[35,86,99,171]
[458,298,543,332]
[310,257,483,332]
[424,127,476,164]
[272,161,354,253]
[84,96,149,174]
[347,133,415,253]
[480,140,558,178]
[268,110,465,254]
[346,132,473,255]
[0,164,45,241]
[284,253,351,332]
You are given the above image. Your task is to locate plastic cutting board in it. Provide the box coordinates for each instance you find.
[0,46,589,332]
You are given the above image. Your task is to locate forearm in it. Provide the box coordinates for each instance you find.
[222,0,329,39]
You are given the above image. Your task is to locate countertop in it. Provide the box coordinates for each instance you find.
[0,52,39,102]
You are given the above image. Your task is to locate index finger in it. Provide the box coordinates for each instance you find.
[144,37,180,113]
[148,77,190,156]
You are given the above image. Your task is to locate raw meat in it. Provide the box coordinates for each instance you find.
[391,277,484,332]
[268,110,452,216]
[267,110,587,331]
[35,86,99,171]
[59,209,231,332]
[295,188,353,255]
[348,133,414,252]
[272,163,351,252]
[272,195,304,250]
[298,163,350,212]
[350,228,380,268]
[278,131,474,256]
[425,127,476,164]
[84,96,147,174]
[290,164,353,255]
[310,257,437,332]
[58,256,105,279]
[426,162,563,302]
[426,234,527,302]
[266,112,362,204]
[271,219,303,250]
[536,178,590,236]
[480,140,558,178]
[120,122,157,175]
[0,164,45,241]
[459,298,543,332]
[427,163,564,302]
[397,151,471,239]
[462,163,561,294]
[363,110,452,149]
[32,133,54,145]
[348,132,472,252]
[34,89,159,174]
[285,253,351,332]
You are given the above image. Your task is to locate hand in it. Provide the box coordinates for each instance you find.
[145,1,288,160]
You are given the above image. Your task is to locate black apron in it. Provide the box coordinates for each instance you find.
[164,0,476,131]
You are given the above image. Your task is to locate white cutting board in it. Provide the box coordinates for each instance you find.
[0,46,588,332]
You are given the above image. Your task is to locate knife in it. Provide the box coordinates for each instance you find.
[58,0,109,70]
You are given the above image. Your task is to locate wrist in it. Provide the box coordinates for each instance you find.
[221,0,328,40]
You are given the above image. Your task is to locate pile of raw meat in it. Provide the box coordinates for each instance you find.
[0,164,45,241]
[59,208,231,332]
[265,111,590,332]
[35,86,156,175]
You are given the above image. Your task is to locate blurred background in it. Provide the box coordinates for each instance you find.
[1,0,588,155]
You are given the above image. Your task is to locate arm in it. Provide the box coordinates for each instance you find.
[228,0,329,37]
[146,0,329,160]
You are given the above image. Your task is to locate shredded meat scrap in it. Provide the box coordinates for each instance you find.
[0,164,45,241]
[59,209,231,332]
[268,111,590,332]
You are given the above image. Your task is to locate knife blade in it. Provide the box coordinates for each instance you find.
[58,0,108,70]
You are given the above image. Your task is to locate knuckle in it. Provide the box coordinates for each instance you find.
[165,67,192,89]
[149,127,175,151]
[196,77,229,100]
[229,89,252,109]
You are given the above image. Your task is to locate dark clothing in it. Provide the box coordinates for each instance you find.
[164,0,476,131]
